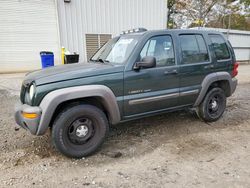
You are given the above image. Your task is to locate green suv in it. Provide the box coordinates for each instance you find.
[15,28,238,158]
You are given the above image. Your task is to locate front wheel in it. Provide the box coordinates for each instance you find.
[52,104,109,158]
[196,88,226,122]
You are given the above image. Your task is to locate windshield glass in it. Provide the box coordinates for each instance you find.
[90,36,138,64]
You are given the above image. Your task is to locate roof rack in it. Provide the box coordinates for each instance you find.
[121,28,147,35]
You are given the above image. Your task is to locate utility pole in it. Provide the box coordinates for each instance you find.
[227,13,231,39]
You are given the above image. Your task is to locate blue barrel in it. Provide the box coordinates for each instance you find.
[40,51,54,68]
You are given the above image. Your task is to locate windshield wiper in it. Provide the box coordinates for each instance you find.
[90,58,109,63]
[97,58,110,63]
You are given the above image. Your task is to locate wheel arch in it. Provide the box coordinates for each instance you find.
[49,96,111,128]
[36,85,121,135]
[194,72,235,107]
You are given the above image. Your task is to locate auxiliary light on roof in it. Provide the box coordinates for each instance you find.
[121,28,147,35]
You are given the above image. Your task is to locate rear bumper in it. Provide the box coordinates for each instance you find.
[231,77,238,95]
[15,103,42,135]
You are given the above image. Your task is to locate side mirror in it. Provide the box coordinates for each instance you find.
[134,56,156,70]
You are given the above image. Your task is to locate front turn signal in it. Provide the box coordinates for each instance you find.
[22,112,38,119]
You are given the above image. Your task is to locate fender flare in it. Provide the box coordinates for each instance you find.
[36,85,121,135]
[194,72,237,107]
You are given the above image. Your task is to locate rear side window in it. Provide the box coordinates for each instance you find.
[209,34,230,60]
[180,34,209,64]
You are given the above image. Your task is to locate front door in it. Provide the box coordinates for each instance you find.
[123,35,179,118]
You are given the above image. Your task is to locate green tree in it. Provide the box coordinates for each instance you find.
[168,0,250,29]
[167,0,177,28]
[207,13,250,30]
[177,0,219,27]
[240,0,250,6]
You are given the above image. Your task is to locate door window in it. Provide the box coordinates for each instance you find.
[180,34,209,64]
[209,34,230,60]
[140,35,175,67]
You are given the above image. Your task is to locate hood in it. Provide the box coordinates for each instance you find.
[25,62,124,85]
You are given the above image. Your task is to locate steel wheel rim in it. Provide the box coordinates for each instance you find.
[207,93,223,118]
[68,117,94,145]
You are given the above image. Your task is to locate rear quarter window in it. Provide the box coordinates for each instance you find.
[209,34,230,60]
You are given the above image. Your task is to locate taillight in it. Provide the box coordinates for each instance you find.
[232,62,239,77]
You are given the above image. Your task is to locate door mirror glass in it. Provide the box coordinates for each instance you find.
[134,56,156,70]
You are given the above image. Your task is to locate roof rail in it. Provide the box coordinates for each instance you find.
[121,28,147,35]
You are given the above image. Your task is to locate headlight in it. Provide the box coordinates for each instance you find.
[29,84,36,101]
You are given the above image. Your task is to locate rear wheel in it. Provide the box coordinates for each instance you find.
[196,88,226,122]
[52,104,109,158]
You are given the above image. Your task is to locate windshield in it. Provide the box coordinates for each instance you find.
[90,36,138,64]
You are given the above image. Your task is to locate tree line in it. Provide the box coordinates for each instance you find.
[167,0,250,30]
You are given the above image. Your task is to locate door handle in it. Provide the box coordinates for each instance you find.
[164,69,178,75]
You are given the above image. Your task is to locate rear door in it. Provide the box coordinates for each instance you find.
[177,34,212,106]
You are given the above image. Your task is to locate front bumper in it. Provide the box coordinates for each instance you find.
[15,103,42,135]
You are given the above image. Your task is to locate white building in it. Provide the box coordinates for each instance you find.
[0,0,167,73]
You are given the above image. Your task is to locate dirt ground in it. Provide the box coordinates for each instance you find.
[0,66,250,188]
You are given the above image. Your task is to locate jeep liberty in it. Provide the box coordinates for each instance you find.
[15,28,238,158]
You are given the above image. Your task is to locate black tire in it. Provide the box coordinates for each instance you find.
[196,88,226,122]
[52,104,109,158]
